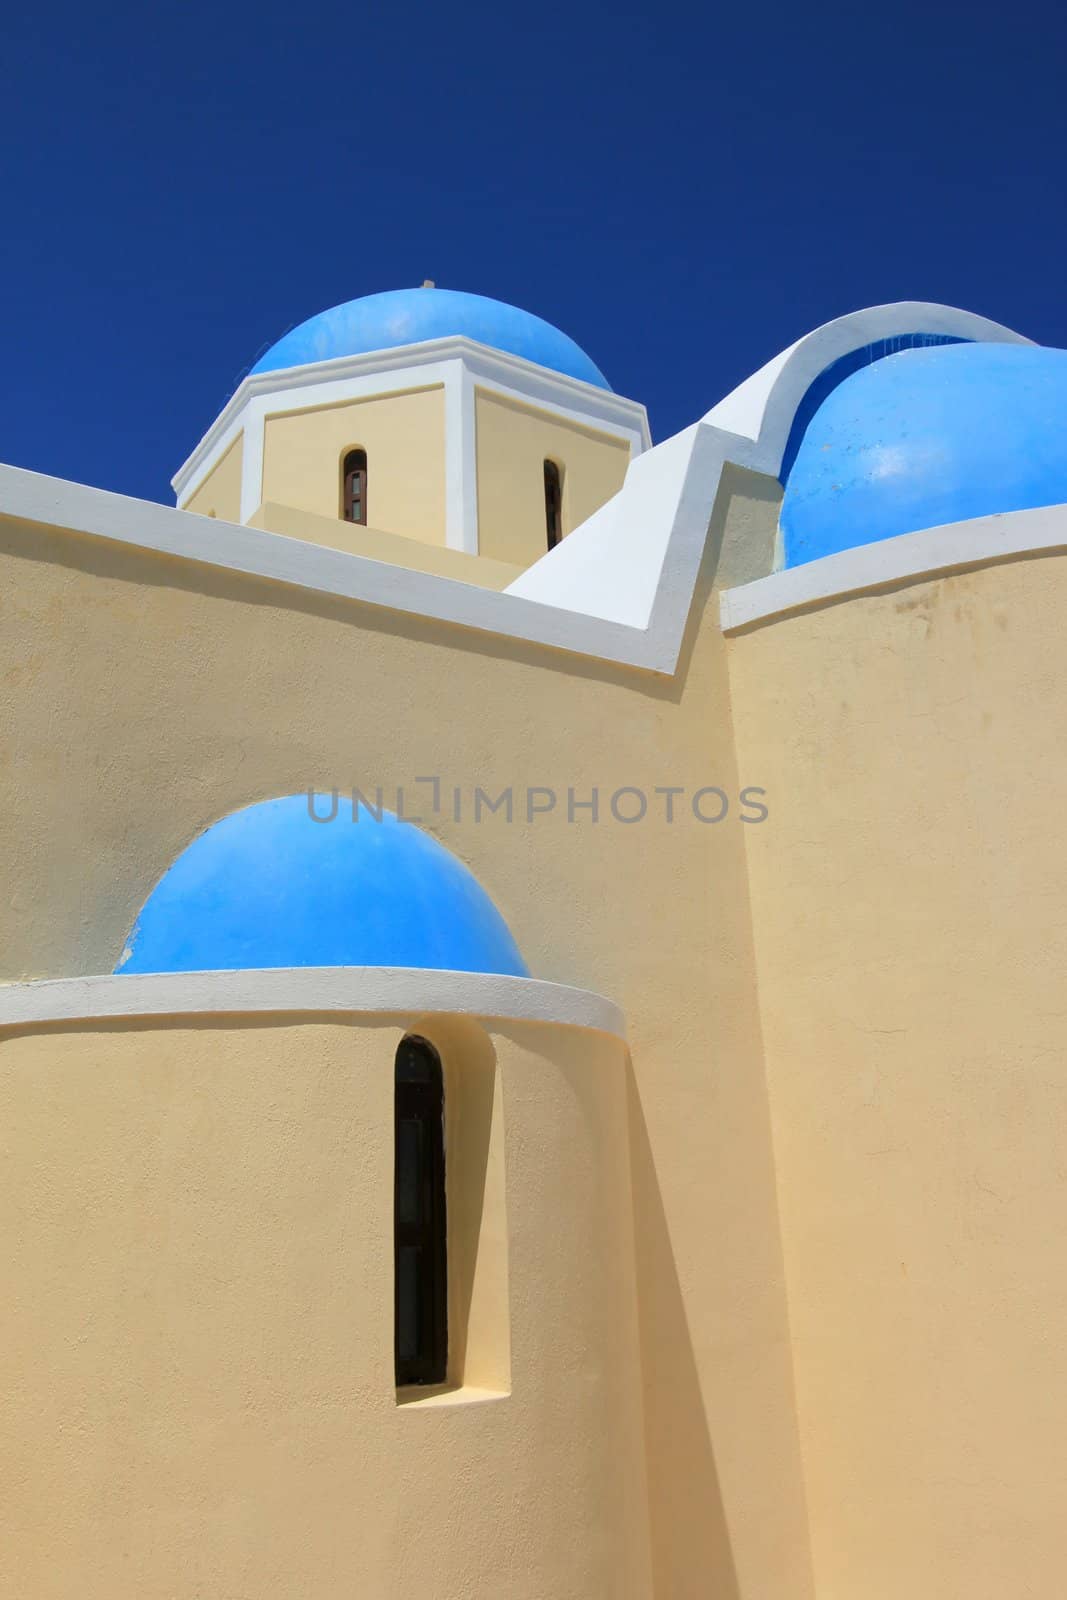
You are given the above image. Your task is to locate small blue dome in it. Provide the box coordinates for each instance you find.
[251,286,611,390]
[780,342,1067,567]
[116,796,528,977]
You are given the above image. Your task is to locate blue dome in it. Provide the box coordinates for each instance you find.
[116,796,528,977]
[250,286,611,390]
[780,342,1067,567]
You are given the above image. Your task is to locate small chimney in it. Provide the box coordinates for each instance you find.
[420,279,436,289]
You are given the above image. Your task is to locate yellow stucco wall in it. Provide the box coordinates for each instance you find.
[0,1011,650,1597]
[183,433,243,521]
[474,389,631,567]
[727,557,1067,1599]
[260,387,446,544]
[248,500,523,590]
[0,478,813,1600]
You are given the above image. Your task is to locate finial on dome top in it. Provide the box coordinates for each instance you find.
[421,279,436,288]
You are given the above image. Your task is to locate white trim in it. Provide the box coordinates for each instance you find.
[702,301,1032,460]
[239,401,265,524]
[719,502,1067,632]
[0,968,627,1039]
[173,337,650,510]
[443,361,478,553]
[459,365,478,553]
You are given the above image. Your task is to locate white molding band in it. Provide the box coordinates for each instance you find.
[719,502,1067,632]
[173,336,651,510]
[0,968,627,1039]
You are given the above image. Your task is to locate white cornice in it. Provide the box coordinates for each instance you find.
[172,335,651,504]
[719,502,1067,632]
[0,968,627,1039]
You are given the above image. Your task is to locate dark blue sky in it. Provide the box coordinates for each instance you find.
[3,0,1065,505]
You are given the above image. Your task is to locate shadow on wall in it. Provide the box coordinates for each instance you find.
[627,1065,741,1600]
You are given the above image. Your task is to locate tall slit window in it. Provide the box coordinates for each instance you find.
[544,459,563,549]
[342,449,368,525]
[394,1036,447,1386]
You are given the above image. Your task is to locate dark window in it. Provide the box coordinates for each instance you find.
[342,449,368,525]
[544,459,563,549]
[394,1036,447,1386]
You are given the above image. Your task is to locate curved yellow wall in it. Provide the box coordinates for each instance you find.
[260,387,446,544]
[0,1010,650,1598]
[474,389,631,566]
[727,555,1067,1599]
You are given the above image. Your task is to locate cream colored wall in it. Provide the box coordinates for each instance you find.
[260,386,446,545]
[0,1011,650,1599]
[726,555,1067,1599]
[183,433,243,521]
[249,501,523,591]
[474,389,631,567]
[0,478,814,1599]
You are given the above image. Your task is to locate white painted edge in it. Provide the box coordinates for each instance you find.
[0,968,627,1040]
[719,502,1067,632]
[703,301,1032,455]
[173,336,651,505]
[443,361,479,553]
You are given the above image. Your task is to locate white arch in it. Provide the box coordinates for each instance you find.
[505,303,1032,661]
[703,301,1031,471]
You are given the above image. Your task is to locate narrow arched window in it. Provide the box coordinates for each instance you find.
[342,449,368,525]
[395,1035,447,1386]
[544,459,563,549]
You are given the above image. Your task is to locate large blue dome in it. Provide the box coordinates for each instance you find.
[780,342,1067,567]
[250,286,611,390]
[116,796,528,977]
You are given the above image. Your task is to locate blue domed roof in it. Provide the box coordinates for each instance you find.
[780,342,1067,567]
[250,286,611,390]
[116,796,528,977]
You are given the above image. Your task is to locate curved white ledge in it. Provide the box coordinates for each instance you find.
[0,968,627,1040]
[719,502,1067,633]
[703,301,1030,458]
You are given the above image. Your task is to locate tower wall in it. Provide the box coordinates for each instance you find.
[0,1008,651,1599]
[261,385,447,544]
[727,551,1067,1598]
[473,388,631,566]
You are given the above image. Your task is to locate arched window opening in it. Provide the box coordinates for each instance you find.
[342,448,368,525]
[544,459,563,550]
[395,1035,447,1386]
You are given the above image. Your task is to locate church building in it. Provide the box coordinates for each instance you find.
[2,283,1066,1598]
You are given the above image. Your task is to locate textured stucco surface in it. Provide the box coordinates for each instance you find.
[261,386,446,544]
[250,501,523,589]
[474,389,631,567]
[0,485,812,1599]
[728,553,1067,1598]
[184,431,243,522]
[0,1013,649,1597]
